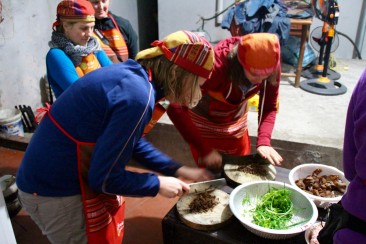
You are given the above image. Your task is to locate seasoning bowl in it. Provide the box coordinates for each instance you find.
[304,221,323,244]
[288,164,349,208]
[229,181,318,240]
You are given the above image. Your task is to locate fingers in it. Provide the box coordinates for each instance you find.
[202,150,223,171]
[181,181,190,193]
[257,146,283,166]
[172,181,190,198]
[182,185,190,196]
[264,154,282,166]
[175,166,215,182]
[175,188,184,198]
[158,176,191,198]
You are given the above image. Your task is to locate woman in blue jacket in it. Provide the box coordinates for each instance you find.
[46,0,112,98]
[17,30,215,243]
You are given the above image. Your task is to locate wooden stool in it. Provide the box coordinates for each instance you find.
[281,18,313,87]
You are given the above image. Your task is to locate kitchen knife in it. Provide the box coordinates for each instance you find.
[188,178,227,194]
[222,153,269,166]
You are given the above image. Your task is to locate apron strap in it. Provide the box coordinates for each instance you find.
[35,103,51,124]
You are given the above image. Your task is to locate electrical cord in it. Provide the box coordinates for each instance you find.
[197,2,234,30]
[193,2,364,60]
[193,2,235,43]
[335,30,363,59]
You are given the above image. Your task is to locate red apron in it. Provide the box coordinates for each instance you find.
[143,102,166,136]
[37,105,125,244]
[189,87,255,166]
[94,13,129,63]
[141,69,167,137]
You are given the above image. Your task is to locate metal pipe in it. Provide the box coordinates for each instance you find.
[354,1,366,59]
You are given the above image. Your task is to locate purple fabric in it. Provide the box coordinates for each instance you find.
[334,229,366,243]
[336,68,366,242]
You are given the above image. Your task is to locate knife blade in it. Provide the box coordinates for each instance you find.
[222,153,269,166]
[188,178,227,194]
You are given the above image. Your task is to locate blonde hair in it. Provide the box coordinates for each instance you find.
[138,56,202,108]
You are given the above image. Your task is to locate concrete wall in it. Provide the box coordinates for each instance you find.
[158,0,232,44]
[0,0,364,112]
[158,0,232,43]
[0,0,56,111]
[109,0,138,43]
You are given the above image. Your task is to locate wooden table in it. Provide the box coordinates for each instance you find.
[162,167,326,244]
[281,18,313,88]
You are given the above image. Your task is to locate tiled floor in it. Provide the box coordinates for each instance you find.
[0,146,179,244]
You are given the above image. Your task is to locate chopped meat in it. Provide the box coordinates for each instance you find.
[295,168,346,198]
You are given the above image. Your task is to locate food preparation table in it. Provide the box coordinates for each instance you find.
[162,166,326,244]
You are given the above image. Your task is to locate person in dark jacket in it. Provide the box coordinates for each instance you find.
[90,0,138,63]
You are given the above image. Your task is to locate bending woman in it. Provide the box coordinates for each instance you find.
[17,30,215,243]
[167,33,283,171]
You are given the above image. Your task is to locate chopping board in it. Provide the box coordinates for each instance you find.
[222,154,276,187]
[176,189,233,231]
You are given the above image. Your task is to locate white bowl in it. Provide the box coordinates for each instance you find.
[229,181,318,240]
[304,222,323,244]
[288,164,348,208]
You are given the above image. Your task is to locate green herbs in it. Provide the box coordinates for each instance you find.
[252,187,294,229]
[242,186,303,230]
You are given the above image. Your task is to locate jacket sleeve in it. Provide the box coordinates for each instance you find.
[256,67,280,147]
[343,69,366,181]
[46,49,80,92]
[166,103,213,157]
[95,49,113,67]
[132,137,182,176]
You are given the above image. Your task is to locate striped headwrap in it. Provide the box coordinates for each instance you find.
[136,31,214,79]
[53,0,95,29]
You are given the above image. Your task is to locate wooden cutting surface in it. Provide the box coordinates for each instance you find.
[176,188,233,231]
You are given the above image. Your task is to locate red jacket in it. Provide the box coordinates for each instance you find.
[167,37,280,157]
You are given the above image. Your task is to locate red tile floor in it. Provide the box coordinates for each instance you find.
[0,146,180,244]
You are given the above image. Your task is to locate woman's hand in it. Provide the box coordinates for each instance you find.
[158,176,190,198]
[201,150,223,173]
[175,166,215,182]
[257,145,283,166]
